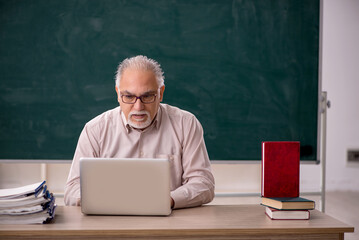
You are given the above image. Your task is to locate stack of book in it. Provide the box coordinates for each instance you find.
[0,181,56,224]
[261,197,315,220]
[261,141,315,220]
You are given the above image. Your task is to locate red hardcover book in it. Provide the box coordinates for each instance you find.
[261,141,300,198]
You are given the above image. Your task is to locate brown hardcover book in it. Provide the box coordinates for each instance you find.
[261,197,315,210]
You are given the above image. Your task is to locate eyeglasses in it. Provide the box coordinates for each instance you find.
[120,93,157,104]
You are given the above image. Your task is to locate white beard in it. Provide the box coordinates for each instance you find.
[128,110,152,129]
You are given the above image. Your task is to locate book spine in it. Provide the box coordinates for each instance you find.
[261,142,265,196]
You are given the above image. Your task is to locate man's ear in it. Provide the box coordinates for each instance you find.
[115,86,121,104]
[159,85,165,102]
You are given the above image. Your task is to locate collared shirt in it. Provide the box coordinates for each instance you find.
[64,103,215,209]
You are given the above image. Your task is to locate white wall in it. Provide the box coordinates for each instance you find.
[320,0,359,190]
[1,0,359,195]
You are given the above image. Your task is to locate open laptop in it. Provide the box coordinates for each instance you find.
[80,157,172,216]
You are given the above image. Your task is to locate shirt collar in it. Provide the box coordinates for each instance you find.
[120,110,131,133]
[120,105,162,133]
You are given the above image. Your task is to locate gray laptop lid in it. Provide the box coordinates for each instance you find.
[80,157,172,216]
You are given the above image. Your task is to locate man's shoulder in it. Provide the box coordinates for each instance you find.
[160,104,202,129]
[85,106,121,129]
[160,103,195,120]
[160,103,204,136]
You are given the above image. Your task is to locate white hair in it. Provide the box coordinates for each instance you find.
[115,55,165,88]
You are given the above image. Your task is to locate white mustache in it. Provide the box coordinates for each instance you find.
[128,111,150,119]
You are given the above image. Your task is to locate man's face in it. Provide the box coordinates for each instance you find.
[115,68,165,129]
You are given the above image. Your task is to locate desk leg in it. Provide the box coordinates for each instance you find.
[339,232,344,240]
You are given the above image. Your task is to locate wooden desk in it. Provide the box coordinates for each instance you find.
[0,205,354,240]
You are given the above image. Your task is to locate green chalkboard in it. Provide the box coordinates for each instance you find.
[0,0,319,161]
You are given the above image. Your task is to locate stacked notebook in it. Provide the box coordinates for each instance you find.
[261,141,315,220]
[0,181,56,224]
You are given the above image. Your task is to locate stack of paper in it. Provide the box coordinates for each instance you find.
[0,181,56,224]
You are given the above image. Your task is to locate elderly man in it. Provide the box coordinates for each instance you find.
[64,55,215,209]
